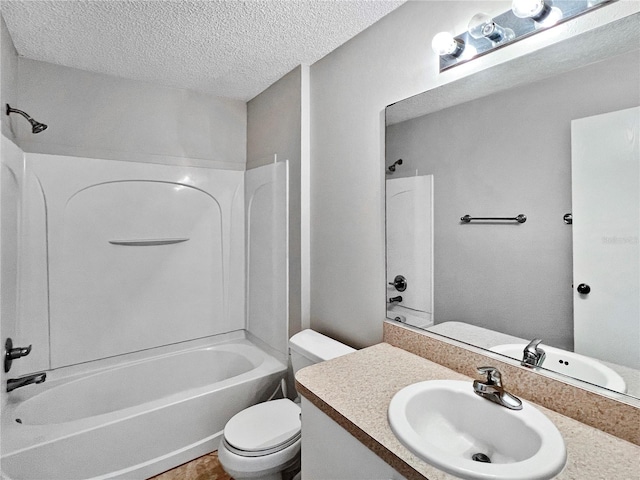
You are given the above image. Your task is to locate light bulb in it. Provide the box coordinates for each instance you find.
[431,32,464,57]
[535,7,563,27]
[468,13,493,39]
[512,0,550,20]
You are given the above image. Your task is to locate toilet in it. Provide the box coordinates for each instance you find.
[218,329,355,480]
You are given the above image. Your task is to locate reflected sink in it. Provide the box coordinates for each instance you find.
[490,344,627,393]
[388,380,566,480]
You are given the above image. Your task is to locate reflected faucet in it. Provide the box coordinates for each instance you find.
[522,338,546,368]
[473,366,522,410]
[7,372,46,393]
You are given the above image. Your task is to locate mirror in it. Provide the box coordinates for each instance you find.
[385,13,640,400]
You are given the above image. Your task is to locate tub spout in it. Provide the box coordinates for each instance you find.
[7,372,46,393]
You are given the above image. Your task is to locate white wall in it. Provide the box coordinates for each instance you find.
[309,0,640,348]
[14,58,247,169]
[1,13,18,140]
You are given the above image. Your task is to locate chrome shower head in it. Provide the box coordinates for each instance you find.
[387,158,403,173]
[6,104,48,134]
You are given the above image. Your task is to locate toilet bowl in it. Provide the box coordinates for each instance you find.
[218,329,355,480]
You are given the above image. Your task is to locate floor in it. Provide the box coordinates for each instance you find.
[148,451,233,480]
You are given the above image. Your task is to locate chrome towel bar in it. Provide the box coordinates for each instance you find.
[461,214,526,224]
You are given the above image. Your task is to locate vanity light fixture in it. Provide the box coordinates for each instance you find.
[433,0,617,72]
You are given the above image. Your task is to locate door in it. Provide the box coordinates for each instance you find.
[571,107,639,369]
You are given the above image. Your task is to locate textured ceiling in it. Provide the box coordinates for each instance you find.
[1,0,405,100]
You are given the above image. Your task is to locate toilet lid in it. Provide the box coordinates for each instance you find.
[224,399,301,454]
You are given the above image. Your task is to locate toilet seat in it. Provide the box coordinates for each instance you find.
[223,398,301,457]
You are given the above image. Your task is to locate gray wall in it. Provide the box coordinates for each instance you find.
[247,65,305,338]
[386,51,640,350]
[13,58,246,167]
[309,0,639,348]
[1,13,18,140]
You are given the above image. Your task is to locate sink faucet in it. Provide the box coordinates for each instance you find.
[522,338,546,368]
[473,367,522,410]
[7,372,46,393]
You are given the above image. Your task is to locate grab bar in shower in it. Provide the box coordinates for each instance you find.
[108,238,190,246]
[460,214,527,224]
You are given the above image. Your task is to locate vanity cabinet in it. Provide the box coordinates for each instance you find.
[300,398,407,480]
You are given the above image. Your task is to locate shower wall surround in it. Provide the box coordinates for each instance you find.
[14,153,246,372]
[245,160,290,358]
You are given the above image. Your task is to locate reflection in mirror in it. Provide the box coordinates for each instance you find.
[385,17,640,400]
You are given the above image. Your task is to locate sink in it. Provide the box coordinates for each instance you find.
[388,380,566,480]
[490,343,627,393]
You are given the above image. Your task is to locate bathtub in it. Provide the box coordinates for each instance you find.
[0,331,286,480]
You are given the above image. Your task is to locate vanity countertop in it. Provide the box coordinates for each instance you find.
[295,342,640,480]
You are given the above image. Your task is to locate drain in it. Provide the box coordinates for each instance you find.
[472,453,491,463]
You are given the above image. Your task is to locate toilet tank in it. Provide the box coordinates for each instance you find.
[289,329,355,373]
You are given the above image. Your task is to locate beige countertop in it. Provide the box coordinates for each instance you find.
[295,343,640,480]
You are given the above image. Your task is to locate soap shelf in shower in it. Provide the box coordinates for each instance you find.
[108,238,190,246]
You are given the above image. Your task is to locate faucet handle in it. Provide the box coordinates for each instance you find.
[4,338,32,373]
[476,366,503,387]
[523,338,546,367]
[525,338,543,352]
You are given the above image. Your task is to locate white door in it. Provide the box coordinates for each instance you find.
[571,107,639,369]
[385,175,433,322]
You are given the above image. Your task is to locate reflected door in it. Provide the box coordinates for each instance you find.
[571,107,640,369]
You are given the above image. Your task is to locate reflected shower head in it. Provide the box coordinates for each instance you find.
[387,158,403,173]
[6,104,48,134]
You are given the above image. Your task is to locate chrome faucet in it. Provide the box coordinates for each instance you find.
[522,338,546,367]
[7,372,46,393]
[473,366,522,410]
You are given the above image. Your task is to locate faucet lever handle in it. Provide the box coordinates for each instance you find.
[476,366,503,387]
[4,338,32,373]
[525,338,543,352]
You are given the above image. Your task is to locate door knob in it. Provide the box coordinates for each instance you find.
[577,283,591,295]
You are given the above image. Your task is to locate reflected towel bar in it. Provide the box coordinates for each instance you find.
[461,214,526,224]
[109,238,190,246]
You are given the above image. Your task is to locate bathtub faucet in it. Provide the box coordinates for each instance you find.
[7,372,46,393]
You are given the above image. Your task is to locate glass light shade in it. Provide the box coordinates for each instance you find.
[512,0,549,19]
[431,32,464,57]
[468,13,494,39]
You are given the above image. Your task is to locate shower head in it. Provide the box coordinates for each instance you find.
[6,104,48,134]
[387,158,403,173]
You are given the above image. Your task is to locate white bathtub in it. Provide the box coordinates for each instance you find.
[1,332,286,480]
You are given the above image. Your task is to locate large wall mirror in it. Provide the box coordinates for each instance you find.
[385,12,639,402]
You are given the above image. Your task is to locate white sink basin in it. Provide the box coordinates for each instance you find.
[388,380,566,480]
[490,344,627,393]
